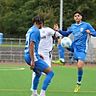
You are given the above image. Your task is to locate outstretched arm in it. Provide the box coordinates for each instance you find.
[53,23,72,37]
[59,30,72,37]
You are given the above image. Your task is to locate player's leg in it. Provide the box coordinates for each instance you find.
[24,54,41,96]
[52,44,65,64]
[57,44,65,63]
[74,51,86,92]
[31,51,51,91]
[31,52,45,92]
[77,60,84,85]
[31,72,42,96]
[31,72,35,91]
[35,59,54,96]
[31,52,51,91]
[43,52,52,67]
[31,72,40,96]
[74,60,84,92]
[40,68,54,96]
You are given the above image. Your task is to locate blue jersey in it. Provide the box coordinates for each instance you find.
[24,25,40,61]
[59,21,96,53]
[24,25,49,72]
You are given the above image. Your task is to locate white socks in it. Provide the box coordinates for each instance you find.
[32,90,38,94]
[32,89,46,96]
[40,89,46,96]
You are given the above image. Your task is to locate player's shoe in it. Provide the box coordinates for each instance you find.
[40,94,46,96]
[60,58,65,63]
[31,93,40,96]
[74,84,81,93]
[52,59,63,64]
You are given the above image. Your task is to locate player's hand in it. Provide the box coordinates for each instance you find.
[30,60,35,70]
[39,54,44,59]
[86,30,90,34]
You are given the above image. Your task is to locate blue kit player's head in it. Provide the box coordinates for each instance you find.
[73,11,83,24]
[32,16,44,29]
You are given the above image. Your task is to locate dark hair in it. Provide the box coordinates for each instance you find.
[73,11,83,16]
[32,16,44,24]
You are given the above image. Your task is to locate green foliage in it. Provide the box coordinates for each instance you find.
[0,0,96,37]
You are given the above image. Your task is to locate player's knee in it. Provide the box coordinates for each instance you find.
[51,71,54,77]
[33,68,42,76]
[77,64,83,69]
[77,60,84,68]
[48,71,54,78]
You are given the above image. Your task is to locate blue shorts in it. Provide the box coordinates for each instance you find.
[74,50,86,61]
[24,53,31,65]
[68,44,86,61]
[24,53,49,72]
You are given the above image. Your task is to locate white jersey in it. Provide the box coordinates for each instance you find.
[38,27,55,53]
[38,27,55,66]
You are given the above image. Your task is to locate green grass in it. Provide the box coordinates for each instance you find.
[0,63,96,96]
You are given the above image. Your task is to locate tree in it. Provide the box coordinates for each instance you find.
[0,0,96,37]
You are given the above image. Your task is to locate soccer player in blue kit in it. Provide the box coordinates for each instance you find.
[54,11,96,92]
[24,16,54,96]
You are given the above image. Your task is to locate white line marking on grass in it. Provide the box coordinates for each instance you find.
[0,67,25,71]
[0,89,96,93]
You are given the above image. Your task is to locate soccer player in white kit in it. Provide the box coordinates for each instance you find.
[38,27,55,67]
[31,21,56,92]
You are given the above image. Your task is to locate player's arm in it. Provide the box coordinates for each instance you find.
[29,32,37,69]
[54,23,72,36]
[86,23,96,37]
[58,30,72,37]
[48,27,55,36]
[29,41,35,69]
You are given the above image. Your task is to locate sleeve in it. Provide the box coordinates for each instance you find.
[55,31,62,37]
[30,31,37,43]
[87,23,96,37]
[59,29,72,37]
[47,27,55,36]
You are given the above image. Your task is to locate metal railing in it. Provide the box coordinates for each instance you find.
[0,38,96,64]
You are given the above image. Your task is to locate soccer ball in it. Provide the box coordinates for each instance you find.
[61,37,72,48]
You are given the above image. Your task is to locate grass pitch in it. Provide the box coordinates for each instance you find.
[0,63,96,96]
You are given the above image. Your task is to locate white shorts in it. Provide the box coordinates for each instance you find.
[39,51,52,67]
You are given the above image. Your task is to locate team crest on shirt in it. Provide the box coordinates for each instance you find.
[80,28,84,32]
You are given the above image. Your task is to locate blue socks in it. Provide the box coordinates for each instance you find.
[33,73,41,90]
[78,69,83,84]
[42,71,54,90]
[58,44,65,59]
[33,71,54,90]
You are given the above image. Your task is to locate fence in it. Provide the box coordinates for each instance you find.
[0,38,96,64]
[0,38,25,63]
